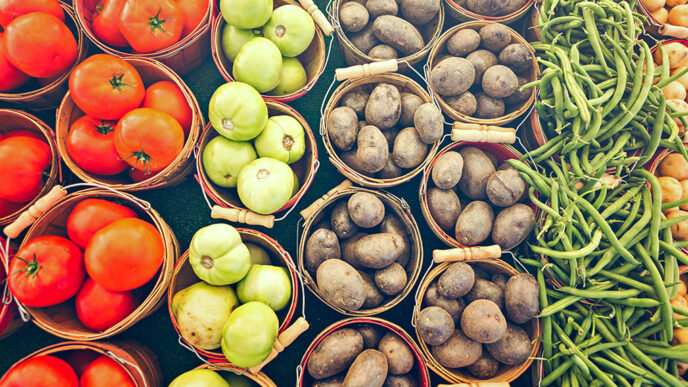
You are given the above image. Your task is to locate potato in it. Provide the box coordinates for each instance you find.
[659,176,684,203]
[485,323,533,365]
[427,188,461,231]
[447,29,481,57]
[317,259,367,311]
[340,2,370,32]
[359,325,382,348]
[328,107,359,151]
[673,296,688,320]
[675,327,688,345]
[392,127,428,168]
[341,89,370,116]
[672,66,688,89]
[307,328,364,379]
[380,214,411,266]
[461,299,507,344]
[654,42,688,69]
[372,16,424,56]
[467,352,500,379]
[400,0,440,25]
[479,24,512,53]
[668,99,688,129]
[358,270,385,308]
[487,168,526,207]
[331,200,360,240]
[354,233,405,268]
[474,266,490,279]
[348,192,385,228]
[306,228,342,273]
[446,91,478,116]
[366,83,402,130]
[500,0,528,15]
[314,375,345,387]
[375,263,407,295]
[664,81,687,100]
[661,153,688,180]
[465,278,504,308]
[431,329,482,368]
[505,273,539,324]
[413,103,443,144]
[432,151,463,189]
[493,204,536,250]
[430,57,475,96]
[369,44,398,59]
[378,159,403,179]
[399,93,424,126]
[467,0,509,16]
[668,210,688,240]
[357,125,390,173]
[467,49,498,84]
[680,180,688,211]
[341,149,368,174]
[438,262,475,298]
[343,349,388,387]
[417,306,455,345]
[482,65,518,98]
[642,0,666,12]
[342,232,368,267]
[652,7,669,23]
[350,24,380,54]
[383,375,417,387]
[476,92,505,118]
[381,127,398,149]
[504,76,533,105]
[423,282,466,321]
[492,274,508,289]
[366,0,398,18]
[498,43,533,73]
[458,146,495,199]
[455,201,494,246]
[378,333,414,375]
[668,0,688,7]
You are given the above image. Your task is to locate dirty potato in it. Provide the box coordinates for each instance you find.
[427,188,461,231]
[486,167,526,207]
[350,24,380,54]
[359,325,382,348]
[372,15,425,56]
[380,214,411,267]
[417,306,454,345]
[306,228,342,273]
[378,333,415,375]
[413,103,443,144]
[423,282,466,321]
[485,323,533,365]
[446,91,478,116]
[482,65,519,98]
[359,270,385,308]
[374,263,407,295]
[383,375,418,387]
[505,273,539,323]
[498,43,533,73]
[491,203,536,250]
[467,352,500,379]
[430,57,475,96]
[366,0,399,18]
[340,2,370,32]
[447,29,481,56]
[467,49,498,84]
[479,24,512,52]
[341,89,370,116]
[455,201,495,245]
[343,349,389,387]
[348,192,386,228]
[342,232,368,267]
[458,146,496,199]
[399,92,424,126]
[378,159,403,179]
[357,125,390,173]
[431,151,463,189]
[461,299,507,343]
[465,278,505,308]
[431,329,482,368]
[369,44,399,59]
[438,262,476,298]
[400,0,440,24]
[366,83,402,130]
[331,200,360,240]
[475,92,505,118]
[317,259,367,311]
[354,233,405,268]
[307,328,364,379]
[328,106,359,151]
[467,0,510,16]
[503,76,533,105]
[392,127,428,169]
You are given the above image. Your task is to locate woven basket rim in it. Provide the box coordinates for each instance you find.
[195,362,277,387]
[445,0,535,22]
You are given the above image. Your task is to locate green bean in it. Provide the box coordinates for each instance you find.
[605,298,661,308]
[530,230,602,259]
[553,324,617,387]
[625,342,688,386]
[557,287,641,299]
[634,244,673,342]
[596,270,654,293]
[634,169,661,259]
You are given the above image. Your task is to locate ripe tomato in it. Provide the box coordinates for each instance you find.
[66,116,129,176]
[75,278,136,331]
[114,108,184,173]
[0,136,51,203]
[67,198,138,249]
[0,33,29,92]
[69,54,145,120]
[141,81,192,136]
[4,12,77,78]
[92,0,128,47]
[85,218,164,291]
[64,350,99,377]
[0,0,65,27]
[177,0,209,36]
[9,236,85,307]
[0,197,26,218]
[3,129,45,141]
[0,355,78,387]
[119,0,185,53]
[79,355,135,387]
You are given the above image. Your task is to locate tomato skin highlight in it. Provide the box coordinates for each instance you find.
[118,0,185,53]
[67,198,138,249]
[177,0,209,36]
[0,33,29,92]
[0,355,78,387]
[79,355,135,387]
[0,0,65,28]
[76,278,136,331]
[67,116,129,176]
[142,80,193,136]
[0,136,51,203]
[92,0,129,47]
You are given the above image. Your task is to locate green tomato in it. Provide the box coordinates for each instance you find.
[254,115,306,164]
[169,369,229,387]
[224,374,259,387]
[189,223,251,285]
[220,0,273,29]
[237,158,294,214]
[237,264,292,311]
[233,37,283,93]
[263,5,315,57]
[245,243,272,265]
[222,24,262,62]
[221,301,279,368]
[209,82,268,141]
[292,170,300,196]
[268,57,307,96]
[203,136,257,188]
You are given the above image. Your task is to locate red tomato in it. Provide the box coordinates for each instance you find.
[8,235,85,307]
[66,116,129,176]
[85,218,164,291]
[92,0,128,47]
[4,12,77,78]
[67,198,138,249]
[0,33,29,92]
[0,355,78,387]
[64,351,100,377]
[79,355,135,387]
[0,197,26,218]
[0,136,51,202]
[177,0,209,36]
[114,108,184,173]
[75,278,136,331]
[142,81,192,136]
[0,0,65,27]
[69,54,145,120]
[3,129,45,141]
[119,0,185,53]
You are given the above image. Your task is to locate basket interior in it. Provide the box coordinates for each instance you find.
[197,363,276,387]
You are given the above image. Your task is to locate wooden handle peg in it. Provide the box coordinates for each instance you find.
[210,206,275,228]
[248,317,310,374]
[298,0,334,36]
[4,186,67,239]
[300,180,352,220]
[659,24,688,39]
[451,122,516,144]
[335,60,398,81]
[433,245,502,263]
[438,383,510,387]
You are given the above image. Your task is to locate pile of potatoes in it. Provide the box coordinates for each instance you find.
[454,0,529,17]
[305,192,413,311]
[430,24,534,119]
[327,82,443,179]
[338,0,441,59]
[654,42,688,127]
[427,146,536,249]
[417,263,539,378]
[656,152,688,241]
[306,324,420,387]
[641,0,688,29]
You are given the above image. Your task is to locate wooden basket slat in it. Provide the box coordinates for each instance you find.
[194,362,277,387]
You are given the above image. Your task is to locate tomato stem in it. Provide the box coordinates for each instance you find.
[109,72,136,90]
[13,254,40,277]
[95,121,115,135]
[123,149,152,174]
[148,8,170,35]
[95,1,104,13]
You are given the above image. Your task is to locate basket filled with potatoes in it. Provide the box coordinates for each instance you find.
[298,181,422,316]
[413,259,541,383]
[639,0,688,38]
[444,0,534,24]
[649,150,688,247]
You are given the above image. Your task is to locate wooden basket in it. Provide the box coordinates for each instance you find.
[523,4,542,43]
[73,0,214,75]
[168,228,300,361]
[3,340,162,386]
[0,2,87,111]
[56,57,202,191]
[196,101,319,229]
[298,317,431,386]
[189,362,277,387]
[637,1,688,39]
[330,0,444,69]
[3,187,179,341]
[297,181,423,316]
[0,110,61,227]
[413,260,541,383]
[0,237,23,340]
[444,0,534,24]
[210,0,327,102]
[428,21,539,126]
[322,72,441,188]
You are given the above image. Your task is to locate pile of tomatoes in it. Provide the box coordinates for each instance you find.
[66,54,192,181]
[7,198,164,332]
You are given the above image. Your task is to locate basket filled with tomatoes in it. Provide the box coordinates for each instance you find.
[73,0,213,75]
[4,187,179,341]
[0,1,88,110]
[56,54,202,191]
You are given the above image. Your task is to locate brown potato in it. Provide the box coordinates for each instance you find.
[392,127,428,169]
[369,44,398,59]
[354,233,405,268]
[659,176,683,203]
[342,232,368,267]
[474,266,490,279]
[487,168,526,207]
[344,349,389,387]
[314,375,345,387]
[492,203,536,249]
[340,2,370,32]
[317,259,366,311]
[375,263,407,295]
[458,146,496,199]
[359,325,382,348]
[383,375,418,387]
[366,0,398,18]
[399,93,424,126]
[430,57,475,96]
[348,192,385,228]
[400,0,440,24]
[427,188,461,231]
[479,24,512,52]
[331,200,360,240]
[372,15,424,56]
[467,352,500,379]
[501,0,528,14]
[668,210,688,240]
[380,127,398,149]
[461,299,507,344]
[359,270,385,308]
[341,149,367,174]
[503,76,533,106]
[482,65,518,98]
[366,83,402,130]
[423,282,466,321]
[306,228,342,273]
[357,125,390,173]
[307,328,364,379]
[491,273,508,289]
[438,262,476,298]
[455,201,494,245]
[341,89,370,116]
[378,333,414,375]
[413,103,443,144]
[431,329,482,368]
[505,273,539,324]
[380,214,411,267]
[475,92,505,118]
[660,153,688,180]
[432,151,463,189]
[378,159,403,179]
[447,29,481,57]
[467,49,498,84]
[446,91,477,116]
[467,0,510,16]
[498,43,533,73]
[328,106,359,151]
[485,323,533,365]
[417,306,454,346]
[350,24,380,54]
[465,278,504,308]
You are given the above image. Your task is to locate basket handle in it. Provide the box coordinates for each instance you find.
[298,0,334,36]
[433,245,502,263]
[211,206,275,229]
[451,122,516,144]
[659,24,688,39]
[3,186,67,239]
[438,383,510,387]
[335,60,399,81]
[300,180,353,220]
[248,317,310,374]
